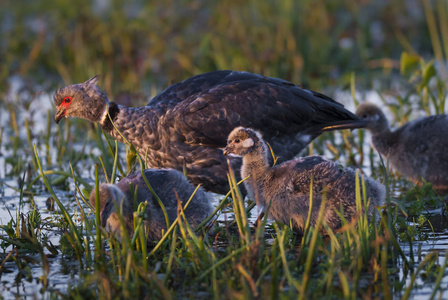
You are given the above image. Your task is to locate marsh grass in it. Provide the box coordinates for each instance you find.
[9,129,432,298]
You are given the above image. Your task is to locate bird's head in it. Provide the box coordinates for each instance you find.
[89,184,125,223]
[223,127,262,156]
[355,102,389,133]
[54,76,110,124]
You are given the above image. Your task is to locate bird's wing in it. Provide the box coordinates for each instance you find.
[148,70,236,108]
[165,77,361,148]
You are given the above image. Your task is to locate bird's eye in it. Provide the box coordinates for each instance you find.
[234,138,240,143]
[362,114,368,118]
[63,97,72,103]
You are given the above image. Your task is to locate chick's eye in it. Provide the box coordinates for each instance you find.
[234,138,240,143]
[63,97,72,103]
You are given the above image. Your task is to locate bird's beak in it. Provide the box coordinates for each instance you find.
[223,146,232,156]
[54,107,66,124]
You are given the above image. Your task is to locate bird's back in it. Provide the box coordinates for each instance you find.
[386,114,448,187]
[266,155,383,230]
[116,169,212,225]
[151,70,363,149]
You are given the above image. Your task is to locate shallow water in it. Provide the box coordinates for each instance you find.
[1,80,448,298]
[0,156,85,298]
[0,80,90,297]
[400,217,448,298]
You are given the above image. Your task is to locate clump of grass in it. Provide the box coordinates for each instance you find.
[58,151,404,299]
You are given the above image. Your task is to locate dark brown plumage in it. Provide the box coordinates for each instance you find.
[356,102,448,192]
[224,127,385,234]
[90,169,213,242]
[55,70,367,194]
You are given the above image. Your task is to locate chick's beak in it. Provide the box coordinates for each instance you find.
[54,107,66,124]
[223,145,233,156]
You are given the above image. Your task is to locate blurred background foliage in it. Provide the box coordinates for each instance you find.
[0,0,438,98]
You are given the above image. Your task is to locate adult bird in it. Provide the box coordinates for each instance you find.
[223,127,384,234]
[356,102,448,192]
[54,70,367,194]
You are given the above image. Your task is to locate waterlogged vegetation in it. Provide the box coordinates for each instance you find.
[1,0,448,298]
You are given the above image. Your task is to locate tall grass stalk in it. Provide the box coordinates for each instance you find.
[69,162,93,209]
[237,263,258,297]
[16,171,26,239]
[338,271,350,299]
[98,156,110,183]
[164,229,177,283]
[300,190,328,299]
[212,251,219,300]
[93,122,111,176]
[430,247,448,299]
[33,145,84,268]
[110,140,120,183]
[276,225,300,294]
[380,233,391,300]
[25,118,37,170]
[149,184,203,255]
[402,253,437,300]
[76,196,93,264]
[300,176,314,247]
[195,175,250,232]
[422,0,448,80]
[0,127,3,151]
[45,110,52,166]
[94,164,102,260]
[130,202,148,247]
[101,128,125,177]
[227,167,251,246]
[29,170,92,190]
[437,1,448,67]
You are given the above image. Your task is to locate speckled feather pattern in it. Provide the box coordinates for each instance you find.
[262,156,384,231]
[89,169,213,242]
[226,127,385,234]
[55,71,367,194]
[356,102,448,191]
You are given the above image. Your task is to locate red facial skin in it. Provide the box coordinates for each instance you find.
[54,96,73,123]
[58,96,73,116]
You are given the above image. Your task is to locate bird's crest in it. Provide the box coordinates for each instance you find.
[83,75,101,88]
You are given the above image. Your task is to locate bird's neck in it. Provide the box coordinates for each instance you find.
[100,102,121,132]
[241,143,270,203]
[97,102,112,124]
[242,155,269,175]
[242,142,270,169]
[370,129,395,157]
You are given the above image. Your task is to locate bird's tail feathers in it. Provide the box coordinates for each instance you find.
[320,120,368,132]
